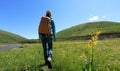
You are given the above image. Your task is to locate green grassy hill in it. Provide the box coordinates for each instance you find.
[0,30,26,43]
[57,21,120,40]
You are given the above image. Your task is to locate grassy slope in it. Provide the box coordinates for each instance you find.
[0,30,26,43]
[57,21,120,39]
[0,38,120,71]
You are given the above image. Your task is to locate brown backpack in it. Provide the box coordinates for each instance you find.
[38,16,53,35]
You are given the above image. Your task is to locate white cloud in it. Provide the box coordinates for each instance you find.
[89,16,99,21]
[102,16,106,18]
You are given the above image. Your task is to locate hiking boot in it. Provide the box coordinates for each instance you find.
[47,61,52,69]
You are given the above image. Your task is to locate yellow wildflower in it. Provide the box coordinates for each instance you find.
[87,40,92,48]
[93,40,98,45]
[91,36,95,41]
[96,30,101,36]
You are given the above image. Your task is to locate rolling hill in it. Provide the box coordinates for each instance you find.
[57,21,120,40]
[0,30,26,43]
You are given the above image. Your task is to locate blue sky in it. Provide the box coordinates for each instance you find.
[0,0,120,39]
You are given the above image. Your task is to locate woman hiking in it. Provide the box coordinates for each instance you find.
[38,10,56,69]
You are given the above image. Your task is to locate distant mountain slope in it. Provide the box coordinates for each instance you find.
[57,21,120,40]
[0,30,26,43]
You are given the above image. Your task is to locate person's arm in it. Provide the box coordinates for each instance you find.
[51,20,56,40]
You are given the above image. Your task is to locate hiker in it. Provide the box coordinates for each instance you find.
[38,10,56,69]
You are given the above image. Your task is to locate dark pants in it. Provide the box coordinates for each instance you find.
[39,34,53,63]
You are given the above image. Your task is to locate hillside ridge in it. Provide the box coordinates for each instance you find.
[57,21,120,40]
[0,30,26,43]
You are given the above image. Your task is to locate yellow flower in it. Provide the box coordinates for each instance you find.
[93,40,98,45]
[87,30,101,49]
[91,36,95,41]
[94,35,98,40]
[96,30,101,36]
[87,40,92,48]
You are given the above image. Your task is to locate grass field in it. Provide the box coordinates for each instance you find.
[0,38,120,71]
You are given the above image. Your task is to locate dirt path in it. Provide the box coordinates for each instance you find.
[0,44,22,52]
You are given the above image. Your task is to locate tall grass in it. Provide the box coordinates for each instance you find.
[0,38,120,71]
